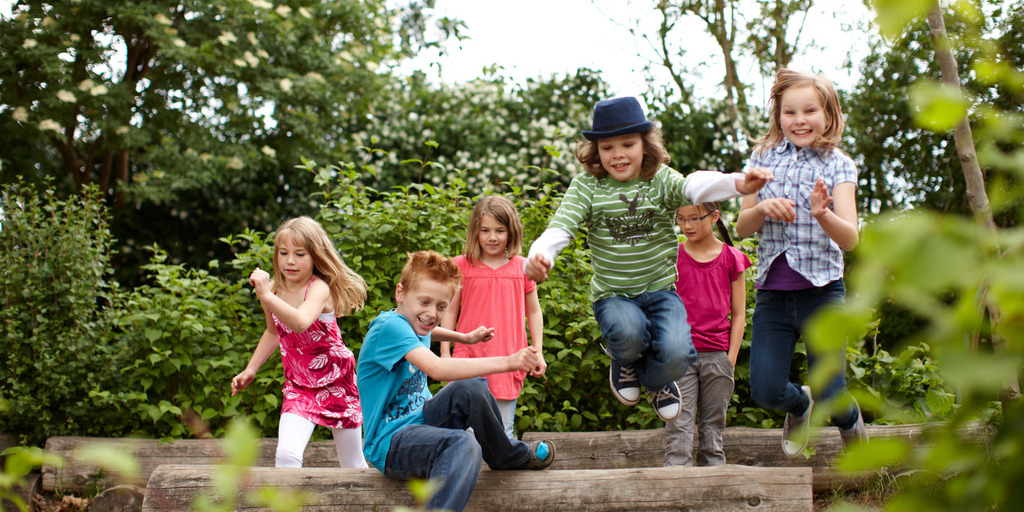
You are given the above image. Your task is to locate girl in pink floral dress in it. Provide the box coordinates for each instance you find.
[231,217,368,468]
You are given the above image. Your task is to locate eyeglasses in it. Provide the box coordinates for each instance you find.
[675,212,713,224]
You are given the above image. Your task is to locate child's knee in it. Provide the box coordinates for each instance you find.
[750,382,786,409]
[443,430,482,463]
[276,445,303,468]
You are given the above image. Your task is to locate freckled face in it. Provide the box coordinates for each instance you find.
[779,85,828,149]
[395,278,454,336]
[598,133,646,182]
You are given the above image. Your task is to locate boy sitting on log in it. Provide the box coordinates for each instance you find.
[357,250,555,512]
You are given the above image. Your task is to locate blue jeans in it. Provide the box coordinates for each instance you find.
[749,280,859,429]
[592,289,697,390]
[384,378,532,511]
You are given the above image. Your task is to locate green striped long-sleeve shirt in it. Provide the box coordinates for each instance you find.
[548,165,696,302]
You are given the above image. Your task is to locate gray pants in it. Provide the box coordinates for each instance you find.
[664,351,735,467]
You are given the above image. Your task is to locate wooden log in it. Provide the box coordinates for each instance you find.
[1,472,40,512]
[522,421,989,493]
[40,437,340,493]
[141,464,813,512]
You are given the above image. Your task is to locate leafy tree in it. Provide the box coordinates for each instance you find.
[812,0,1024,509]
[0,0,456,281]
[342,68,607,194]
[845,1,1022,219]
[0,183,133,446]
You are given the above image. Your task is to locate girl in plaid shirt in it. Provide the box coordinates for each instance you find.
[735,69,867,457]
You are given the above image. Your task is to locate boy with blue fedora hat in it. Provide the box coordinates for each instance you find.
[525,96,772,422]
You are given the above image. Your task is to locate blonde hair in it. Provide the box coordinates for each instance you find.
[463,195,523,265]
[399,250,462,297]
[271,216,367,316]
[574,127,671,180]
[753,68,846,155]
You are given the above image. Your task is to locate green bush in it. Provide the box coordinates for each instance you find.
[113,250,270,439]
[0,183,133,446]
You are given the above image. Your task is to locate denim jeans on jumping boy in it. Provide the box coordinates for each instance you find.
[749,279,859,430]
[384,378,532,512]
[592,289,697,391]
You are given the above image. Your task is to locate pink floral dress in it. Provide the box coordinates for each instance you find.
[272,277,361,429]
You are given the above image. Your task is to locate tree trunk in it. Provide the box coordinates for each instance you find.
[925,5,1020,405]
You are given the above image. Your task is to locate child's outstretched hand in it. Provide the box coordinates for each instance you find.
[525,254,551,283]
[736,167,773,195]
[462,326,495,345]
[508,346,543,374]
[231,369,255,396]
[249,267,271,298]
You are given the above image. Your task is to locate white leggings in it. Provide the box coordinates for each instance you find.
[276,412,368,468]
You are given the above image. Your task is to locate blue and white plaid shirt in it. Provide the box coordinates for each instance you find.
[745,139,858,287]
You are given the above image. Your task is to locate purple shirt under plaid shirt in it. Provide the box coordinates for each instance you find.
[745,139,858,287]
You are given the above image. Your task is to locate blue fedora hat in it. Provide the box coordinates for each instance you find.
[582,97,654,141]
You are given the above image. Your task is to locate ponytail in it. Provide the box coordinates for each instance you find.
[715,216,734,247]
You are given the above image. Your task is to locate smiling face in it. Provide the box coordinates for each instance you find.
[274,235,314,287]
[597,133,646,182]
[779,85,828,149]
[395,278,454,336]
[477,214,509,262]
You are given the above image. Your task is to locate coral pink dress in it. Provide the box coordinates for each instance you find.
[272,277,361,429]
[450,255,536,400]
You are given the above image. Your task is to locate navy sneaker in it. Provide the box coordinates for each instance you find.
[648,382,682,422]
[608,355,641,406]
[782,385,814,457]
[516,441,556,470]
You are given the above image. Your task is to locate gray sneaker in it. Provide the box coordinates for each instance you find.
[782,385,814,457]
[840,403,868,450]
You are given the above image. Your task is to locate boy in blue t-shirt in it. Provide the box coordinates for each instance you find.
[358,250,555,511]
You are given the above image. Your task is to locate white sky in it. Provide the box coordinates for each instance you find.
[399,0,878,104]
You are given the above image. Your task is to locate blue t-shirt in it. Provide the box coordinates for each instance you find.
[357,310,433,472]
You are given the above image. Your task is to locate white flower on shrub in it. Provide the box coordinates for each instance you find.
[12,107,29,123]
[39,119,61,132]
[56,90,76,102]
[217,31,236,45]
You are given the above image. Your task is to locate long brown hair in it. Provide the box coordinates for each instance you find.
[574,127,671,180]
[752,68,846,156]
[463,195,523,265]
[272,216,367,316]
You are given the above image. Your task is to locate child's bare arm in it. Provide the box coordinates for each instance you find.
[432,325,495,345]
[525,288,546,377]
[438,287,463,357]
[250,268,330,333]
[405,346,540,382]
[231,327,279,395]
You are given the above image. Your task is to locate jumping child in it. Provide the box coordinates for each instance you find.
[735,68,867,457]
[440,195,545,439]
[664,202,750,466]
[231,216,368,468]
[525,96,771,422]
